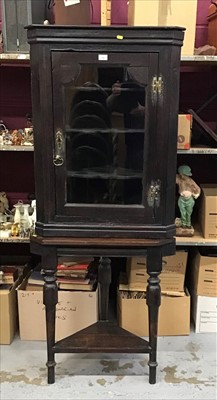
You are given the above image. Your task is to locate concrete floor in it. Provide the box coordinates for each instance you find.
[0,331,216,400]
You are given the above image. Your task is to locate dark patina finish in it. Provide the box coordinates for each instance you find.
[28,25,184,384]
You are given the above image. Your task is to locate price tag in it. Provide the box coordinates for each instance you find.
[98,54,108,61]
[18,54,27,59]
[64,0,80,7]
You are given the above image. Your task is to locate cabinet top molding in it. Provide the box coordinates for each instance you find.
[26,25,185,47]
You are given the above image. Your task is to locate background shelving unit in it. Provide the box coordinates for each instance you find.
[176,229,217,247]
[177,53,216,252]
[181,55,217,64]
[177,147,217,154]
[0,145,33,151]
[0,53,34,260]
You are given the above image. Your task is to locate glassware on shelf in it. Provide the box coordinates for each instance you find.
[0,212,7,223]
[13,202,22,224]
[29,199,37,230]
[20,204,31,229]
[11,223,19,237]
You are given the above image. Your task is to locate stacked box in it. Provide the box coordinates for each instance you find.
[118,281,190,337]
[17,278,98,341]
[128,0,197,55]
[177,114,192,150]
[118,251,190,336]
[126,251,188,295]
[192,251,217,297]
[190,250,217,333]
[199,185,217,240]
[208,1,217,53]
[0,277,21,344]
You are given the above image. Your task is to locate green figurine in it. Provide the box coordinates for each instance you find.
[176,165,201,233]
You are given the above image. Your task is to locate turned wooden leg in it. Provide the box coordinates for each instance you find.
[98,257,111,321]
[43,270,58,383]
[146,248,162,384]
[42,248,58,384]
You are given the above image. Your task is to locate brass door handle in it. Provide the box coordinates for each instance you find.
[53,130,64,167]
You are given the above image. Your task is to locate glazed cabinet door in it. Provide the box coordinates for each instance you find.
[51,51,163,229]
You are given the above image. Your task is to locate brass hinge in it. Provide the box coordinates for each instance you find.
[147,180,161,209]
[152,76,164,100]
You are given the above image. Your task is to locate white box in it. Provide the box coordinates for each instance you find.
[191,291,217,333]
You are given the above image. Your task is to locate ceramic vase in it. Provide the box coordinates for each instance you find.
[20,204,31,229]
[14,204,21,224]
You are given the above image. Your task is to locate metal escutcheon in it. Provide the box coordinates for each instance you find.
[53,130,64,166]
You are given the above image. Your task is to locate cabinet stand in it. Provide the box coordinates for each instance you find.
[31,236,175,384]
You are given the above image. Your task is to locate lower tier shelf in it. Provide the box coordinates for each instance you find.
[53,321,151,354]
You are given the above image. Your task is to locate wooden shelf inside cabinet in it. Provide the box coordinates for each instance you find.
[0,145,34,152]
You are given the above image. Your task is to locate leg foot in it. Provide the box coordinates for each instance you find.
[47,360,56,384]
[43,266,58,384]
[149,361,158,384]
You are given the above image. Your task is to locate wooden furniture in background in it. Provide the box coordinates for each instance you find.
[208,1,217,54]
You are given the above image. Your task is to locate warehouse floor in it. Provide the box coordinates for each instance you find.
[0,330,216,400]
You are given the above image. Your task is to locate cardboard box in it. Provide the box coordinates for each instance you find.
[191,291,217,333]
[0,279,20,344]
[177,114,192,150]
[128,0,197,55]
[54,0,90,25]
[127,251,188,294]
[118,287,190,336]
[208,1,217,54]
[17,280,98,341]
[191,251,217,297]
[199,185,217,239]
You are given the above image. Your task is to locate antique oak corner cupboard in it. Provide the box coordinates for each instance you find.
[27,25,184,385]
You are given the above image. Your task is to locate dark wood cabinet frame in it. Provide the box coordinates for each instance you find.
[28,26,184,384]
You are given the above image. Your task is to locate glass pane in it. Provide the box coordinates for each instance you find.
[64,64,148,205]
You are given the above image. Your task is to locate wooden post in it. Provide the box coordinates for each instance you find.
[101,0,111,26]
[146,247,162,384]
[98,257,111,320]
[42,246,58,384]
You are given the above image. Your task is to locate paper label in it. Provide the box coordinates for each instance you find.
[98,54,108,61]
[64,0,80,7]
